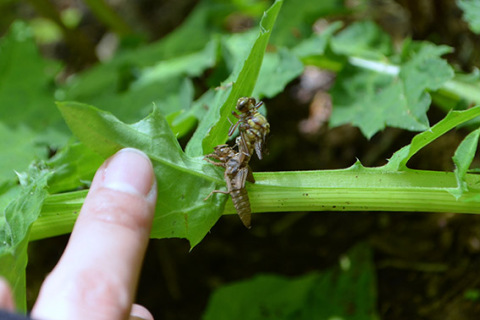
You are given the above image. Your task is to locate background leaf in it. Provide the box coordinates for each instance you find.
[203,243,378,320]
[330,29,454,139]
[253,48,304,98]
[0,21,63,132]
[387,106,480,170]
[330,20,393,59]
[457,0,480,34]
[59,0,254,123]
[269,0,344,47]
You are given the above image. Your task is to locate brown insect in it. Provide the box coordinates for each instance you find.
[229,97,270,160]
[204,144,255,228]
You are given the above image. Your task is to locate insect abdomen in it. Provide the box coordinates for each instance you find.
[231,188,251,228]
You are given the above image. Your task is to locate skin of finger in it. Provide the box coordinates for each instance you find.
[31,149,157,320]
[129,304,154,320]
[0,277,15,312]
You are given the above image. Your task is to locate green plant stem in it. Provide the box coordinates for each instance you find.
[30,168,480,241]
[439,79,480,106]
[225,169,480,214]
[30,190,87,241]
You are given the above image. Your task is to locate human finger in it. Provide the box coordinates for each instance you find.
[32,148,157,320]
[129,304,154,320]
[0,277,15,312]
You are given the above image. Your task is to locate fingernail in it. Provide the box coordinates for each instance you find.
[102,148,155,198]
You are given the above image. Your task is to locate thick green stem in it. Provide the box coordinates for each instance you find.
[30,168,480,241]
[225,170,480,214]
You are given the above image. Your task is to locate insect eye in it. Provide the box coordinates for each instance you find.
[236,97,249,111]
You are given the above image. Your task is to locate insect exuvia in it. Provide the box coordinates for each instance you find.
[205,97,270,228]
[204,144,254,228]
[229,97,270,160]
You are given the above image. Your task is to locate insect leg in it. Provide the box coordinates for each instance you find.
[246,165,255,183]
[254,101,264,111]
[204,189,230,201]
[228,113,241,136]
[203,157,226,167]
[240,131,251,157]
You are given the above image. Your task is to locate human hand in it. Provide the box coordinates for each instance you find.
[0,148,157,320]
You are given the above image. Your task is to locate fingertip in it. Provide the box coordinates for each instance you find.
[0,277,15,312]
[106,148,156,198]
[94,148,157,203]
[130,304,154,320]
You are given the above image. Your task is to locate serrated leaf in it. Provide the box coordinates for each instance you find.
[57,101,225,247]
[203,243,378,320]
[450,128,480,198]
[330,40,454,139]
[458,0,480,34]
[387,106,480,170]
[185,0,283,157]
[0,165,52,311]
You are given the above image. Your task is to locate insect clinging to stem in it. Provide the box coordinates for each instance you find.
[229,97,270,160]
[204,96,270,228]
[204,144,254,228]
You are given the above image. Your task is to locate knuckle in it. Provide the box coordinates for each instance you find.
[83,188,153,234]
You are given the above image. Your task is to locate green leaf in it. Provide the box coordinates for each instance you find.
[57,101,226,247]
[451,128,480,198]
[203,243,378,320]
[292,21,343,58]
[330,21,393,59]
[458,0,480,34]
[0,165,52,311]
[0,21,63,132]
[253,48,304,98]
[270,0,344,47]
[387,106,480,170]
[65,40,219,124]
[330,40,454,139]
[46,142,104,194]
[0,21,68,188]
[0,123,48,183]
[186,0,283,157]
[61,0,244,115]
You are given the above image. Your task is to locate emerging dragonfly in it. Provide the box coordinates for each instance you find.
[229,97,270,160]
[204,144,255,228]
